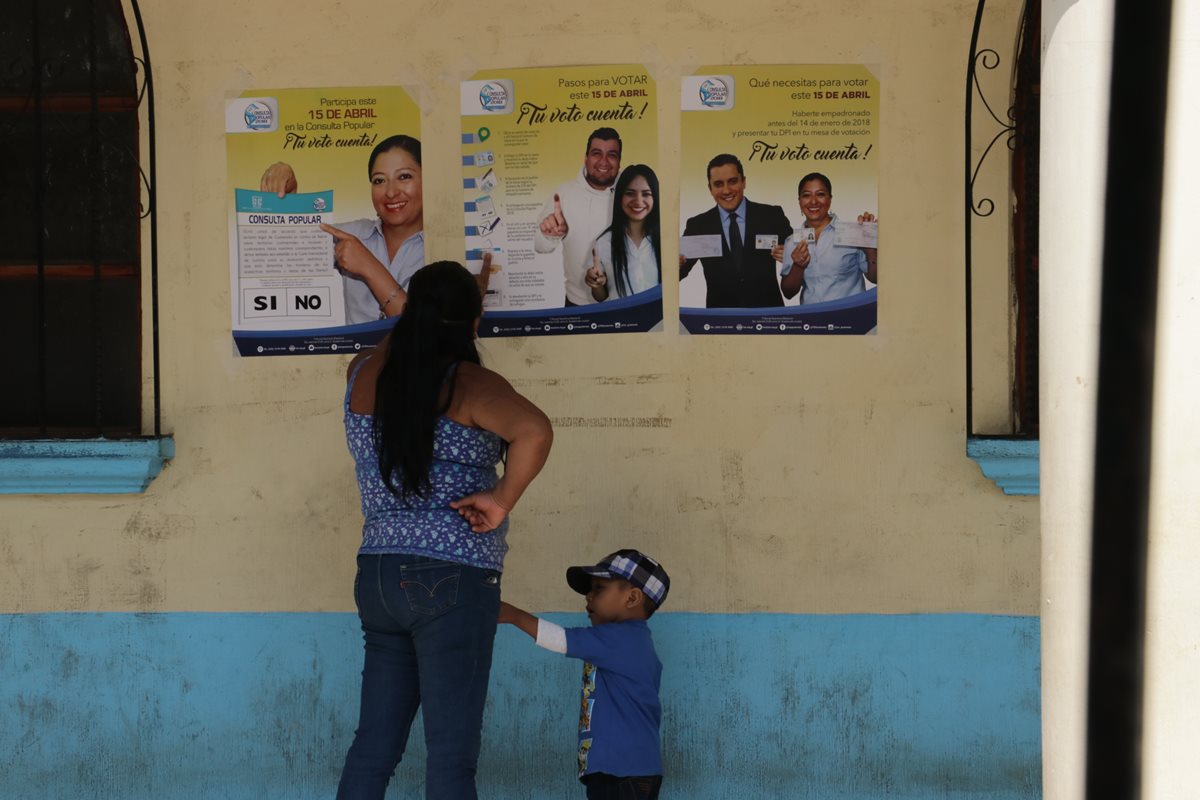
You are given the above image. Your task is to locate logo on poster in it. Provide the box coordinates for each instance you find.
[312,197,327,212]
[698,78,730,108]
[243,102,274,131]
[479,83,509,112]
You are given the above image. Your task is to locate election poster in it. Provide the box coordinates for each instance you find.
[460,65,661,337]
[679,65,879,335]
[225,86,421,356]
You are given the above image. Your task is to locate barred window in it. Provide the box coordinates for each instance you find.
[0,0,143,437]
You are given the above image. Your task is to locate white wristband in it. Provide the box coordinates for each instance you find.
[535,619,567,654]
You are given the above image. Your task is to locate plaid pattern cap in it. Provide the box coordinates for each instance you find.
[566,549,670,607]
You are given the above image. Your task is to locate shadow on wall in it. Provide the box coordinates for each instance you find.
[0,612,1040,799]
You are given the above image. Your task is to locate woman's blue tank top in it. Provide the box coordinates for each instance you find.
[344,358,509,571]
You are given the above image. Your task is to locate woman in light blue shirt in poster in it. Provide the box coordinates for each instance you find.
[585,164,661,301]
[260,134,425,323]
[773,171,879,305]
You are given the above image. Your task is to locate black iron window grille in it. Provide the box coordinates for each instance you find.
[0,0,159,439]
[965,0,1040,439]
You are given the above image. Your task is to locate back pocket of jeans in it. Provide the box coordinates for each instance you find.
[400,571,460,615]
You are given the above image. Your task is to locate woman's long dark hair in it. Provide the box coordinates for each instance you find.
[367,134,421,174]
[603,164,660,297]
[373,261,482,498]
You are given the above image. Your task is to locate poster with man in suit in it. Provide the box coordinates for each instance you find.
[679,66,880,335]
[679,153,797,309]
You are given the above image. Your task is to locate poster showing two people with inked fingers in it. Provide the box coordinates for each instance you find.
[460,65,661,337]
[225,86,422,356]
[679,65,880,335]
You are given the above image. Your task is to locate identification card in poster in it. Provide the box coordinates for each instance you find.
[225,87,421,356]
[679,66,879,335]
[460,65,661,337]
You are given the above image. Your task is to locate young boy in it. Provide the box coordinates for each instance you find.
[499,549,669,800]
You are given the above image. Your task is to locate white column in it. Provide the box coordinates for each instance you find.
[1143,1,1200,796]
[1043,1,1200,798]
[1039,1,1112,799]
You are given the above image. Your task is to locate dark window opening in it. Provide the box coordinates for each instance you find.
[0,0,142,437]
[1011,0,1040,436]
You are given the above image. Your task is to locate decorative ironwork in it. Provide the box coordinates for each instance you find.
[968,48,1017,218]
[129,0,162,437]
[964,0,1021,437]
[964,0,1041,441]
[132,53,153,220]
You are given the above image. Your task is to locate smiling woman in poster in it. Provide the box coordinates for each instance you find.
[585,164,662,302]
[260,134,424,324]
[772,172,879,305]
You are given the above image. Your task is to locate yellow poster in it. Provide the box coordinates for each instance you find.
[679,66,879,335]
[460,65,661,337]
[225,86,420,356]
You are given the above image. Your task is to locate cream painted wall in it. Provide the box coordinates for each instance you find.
[0,0,1038,615]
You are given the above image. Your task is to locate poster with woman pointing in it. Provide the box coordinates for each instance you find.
[225,85,421,356]
[679,65,880,335]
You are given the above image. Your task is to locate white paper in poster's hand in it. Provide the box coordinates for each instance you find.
[680,234,724,258]
[234,188,345,328]
[754,234,777,250]
[835,221,878,248]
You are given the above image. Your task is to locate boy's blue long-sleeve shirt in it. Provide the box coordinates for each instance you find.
[564,619,663,780]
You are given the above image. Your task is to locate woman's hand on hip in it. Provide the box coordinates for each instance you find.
[450,491,510,533]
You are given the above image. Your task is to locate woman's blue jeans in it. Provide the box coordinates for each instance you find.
[337,554,501,800]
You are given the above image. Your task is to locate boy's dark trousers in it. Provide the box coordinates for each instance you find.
[582,773,663,800]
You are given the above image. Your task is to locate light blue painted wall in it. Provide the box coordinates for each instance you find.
[0,613,1040,799]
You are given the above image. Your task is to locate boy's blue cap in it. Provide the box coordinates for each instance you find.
[566,549,670,607]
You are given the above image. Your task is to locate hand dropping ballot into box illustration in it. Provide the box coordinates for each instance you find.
[460,66,661,338]
[234,188,342,327]
[225,87,422,356]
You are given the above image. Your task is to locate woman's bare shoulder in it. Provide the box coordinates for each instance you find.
[346,351,372,382]
[347,337,388,382]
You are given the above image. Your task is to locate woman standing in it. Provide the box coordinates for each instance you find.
[585,164,662,301]
[337,261,553,799]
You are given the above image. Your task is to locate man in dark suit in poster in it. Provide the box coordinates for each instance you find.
[680,154,799,308]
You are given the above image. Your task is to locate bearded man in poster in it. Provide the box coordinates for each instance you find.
[534,127,622,307]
